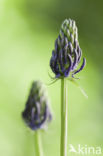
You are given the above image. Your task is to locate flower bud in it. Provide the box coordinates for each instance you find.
[50,19,86,78]
[22,81,52,130]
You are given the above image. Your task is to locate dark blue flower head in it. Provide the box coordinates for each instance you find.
[22,81,52,130]
[50,19,86,78]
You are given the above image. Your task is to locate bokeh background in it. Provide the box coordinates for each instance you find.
[0,0,103,156]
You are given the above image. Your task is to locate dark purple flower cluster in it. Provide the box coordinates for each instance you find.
[50,19,86,78]
[22,81,52,130]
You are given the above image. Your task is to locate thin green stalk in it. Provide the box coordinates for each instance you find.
[34,131,43,156]
[60,78,68,156]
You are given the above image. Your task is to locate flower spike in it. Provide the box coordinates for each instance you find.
[22,81,52,130]
[50,19,86,78]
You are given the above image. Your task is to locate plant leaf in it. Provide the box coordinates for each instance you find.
[68,78,88,99]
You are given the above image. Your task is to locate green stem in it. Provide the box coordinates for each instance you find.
[35,131,43,156]
[60,78,68,156]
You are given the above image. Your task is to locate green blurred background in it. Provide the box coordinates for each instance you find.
[0,0,103,156]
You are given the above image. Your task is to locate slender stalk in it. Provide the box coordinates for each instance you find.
[34,131,43,156]
[60,78,68,156]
